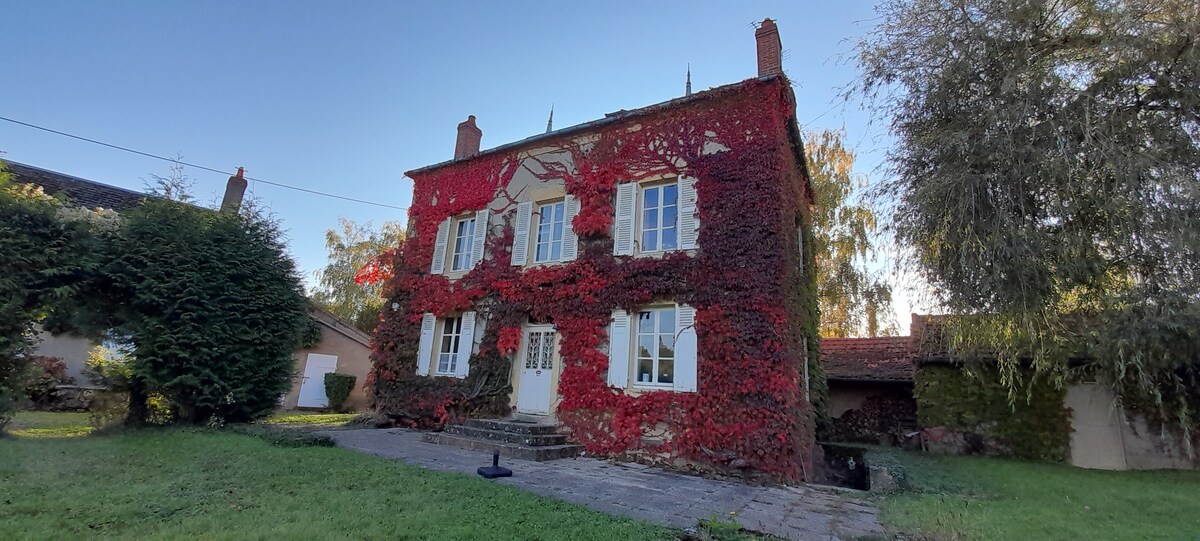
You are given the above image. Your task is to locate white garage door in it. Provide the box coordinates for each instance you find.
[297,353,339,408]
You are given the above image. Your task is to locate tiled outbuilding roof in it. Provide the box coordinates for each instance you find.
[820,336,914,382]
[5,160,147,211]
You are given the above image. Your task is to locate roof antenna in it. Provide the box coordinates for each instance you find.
[546,104,554,133]
[685,64,692,96]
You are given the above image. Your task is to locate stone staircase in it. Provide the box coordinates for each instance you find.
[422,418,582,461]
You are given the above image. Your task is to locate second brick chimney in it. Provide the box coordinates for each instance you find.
[454,115,482,159]
[220,167,248,213]
[755,18,783,77]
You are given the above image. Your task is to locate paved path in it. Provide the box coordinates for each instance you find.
[322,428,885,540]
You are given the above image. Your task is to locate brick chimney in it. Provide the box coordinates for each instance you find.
[755,18,783,77]
[220,167,247,213]
[454,115,482,159]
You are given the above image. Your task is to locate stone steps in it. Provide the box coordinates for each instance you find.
[421,417,582,462]
[464,418,560,435]
[422,433,582,462]
[444,424,570,447]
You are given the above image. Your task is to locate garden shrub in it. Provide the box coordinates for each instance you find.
[914,364,1070,462]
[348,410,392,428]
[225,423,336,448]
[23,356,73,406]
[323,373,356,412]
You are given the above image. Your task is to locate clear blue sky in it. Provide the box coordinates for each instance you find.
[1,1,916,328]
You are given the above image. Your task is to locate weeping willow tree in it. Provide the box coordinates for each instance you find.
[806,129,898,338]
[856,0,1200,448]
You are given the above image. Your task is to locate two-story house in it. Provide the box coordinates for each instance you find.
[369,19,819,481]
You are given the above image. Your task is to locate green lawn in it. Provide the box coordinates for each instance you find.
[0,412,682,540]
[871,447,1200,540]
[5,411,93,438]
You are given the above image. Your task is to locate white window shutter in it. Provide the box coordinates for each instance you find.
[416,313,436,376]
[471,209,489,269]
[511,201,533,266]
[607,309,631,388]
[430,219,451,275]
[613,183,636,255]
[674,304,698,392]
[456,311,477,378]
[561,195,580,261]
[679,177,699,250]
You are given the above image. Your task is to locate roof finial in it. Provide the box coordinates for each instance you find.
[546,104,554,133]
[685,64,692,96]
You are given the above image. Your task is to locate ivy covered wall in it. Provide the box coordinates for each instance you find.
[914,364,1071,462]
[359,77,820,481]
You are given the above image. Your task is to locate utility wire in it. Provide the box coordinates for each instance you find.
[0,115,409,211]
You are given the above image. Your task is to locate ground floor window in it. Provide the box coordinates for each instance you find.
[436,316,463,375]
[635,306,675,386]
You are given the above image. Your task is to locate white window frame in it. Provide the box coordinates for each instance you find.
[637,182,680,253]
[633,305,677,388]
[435,316,463,376]
[534,201,566,263]
[450,217,476,271]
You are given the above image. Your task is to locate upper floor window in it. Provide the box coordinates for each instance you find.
[640,184,679,252]
[535,201,566,263]
[430,210,489,276]
[510,197,579,267]
[451,218,476,271]
[613,177,696,257]
[436,316,463,375]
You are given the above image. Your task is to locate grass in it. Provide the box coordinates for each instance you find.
[4,411,92,438]
[262,412,357,427]
[0,412,762,540]
[870,447,1200,540]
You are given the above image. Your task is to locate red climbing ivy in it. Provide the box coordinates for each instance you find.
[361,77,820,481]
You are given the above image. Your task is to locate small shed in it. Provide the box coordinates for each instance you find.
[820,336,918,446]
[282,306,374,411]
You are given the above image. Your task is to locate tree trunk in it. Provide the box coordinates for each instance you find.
[125,376,149,426]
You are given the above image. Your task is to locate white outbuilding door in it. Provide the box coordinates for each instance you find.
[297,353,339,408]
[516,325,556,415]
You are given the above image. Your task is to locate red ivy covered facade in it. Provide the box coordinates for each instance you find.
[361,75,819,481]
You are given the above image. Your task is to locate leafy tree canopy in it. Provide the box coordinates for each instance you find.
[0,163,94,428]
[101,199,311,423]
[1,159,312,427]
[856,0,1200,444]
[310,218,404,333]
[806,129,897,338]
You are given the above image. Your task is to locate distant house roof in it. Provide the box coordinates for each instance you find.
[5,160,148,211]
[820,336,914,382]
[308,305,372,348]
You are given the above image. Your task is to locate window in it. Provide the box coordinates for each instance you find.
[451,218,476,271]
[534,201,566,263]
[635,306,675,386]
[640,183,678,252]
[436,316,463,375]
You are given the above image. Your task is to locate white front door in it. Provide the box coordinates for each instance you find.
[297,353,339,408]
[516,325,556,415]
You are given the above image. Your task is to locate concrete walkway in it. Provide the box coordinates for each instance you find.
[322,428,885,540]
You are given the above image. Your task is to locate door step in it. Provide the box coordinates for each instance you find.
[421,418,582,462]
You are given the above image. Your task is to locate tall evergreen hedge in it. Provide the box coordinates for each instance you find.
[103,200,310,423]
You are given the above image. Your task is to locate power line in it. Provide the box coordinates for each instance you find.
[0,115,409,211]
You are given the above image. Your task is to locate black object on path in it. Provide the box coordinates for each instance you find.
[477,451,513,479]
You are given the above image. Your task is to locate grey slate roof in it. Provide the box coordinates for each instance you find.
[5,160,148,211]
